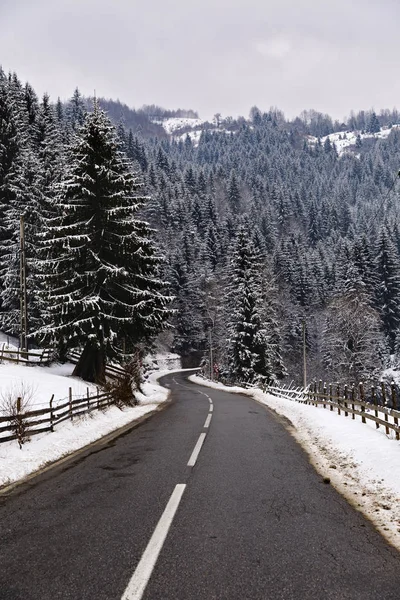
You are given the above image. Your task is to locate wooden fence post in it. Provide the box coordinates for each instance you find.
[0,342,4,363]
[329,383,333,411]
[87,387,90,411]
[49,394,54,432]
[318,380,322,406]
[336,383,341,416]
[97,387,100,410]
[16,397,22,449]
[391,381,399,441]
[381,381,389,435]
[359,382,366,424]
[69,387,73,421]
[371,384,379,429]
[351,385,355,420]
[344,384,348,417]
[323,382,327,409]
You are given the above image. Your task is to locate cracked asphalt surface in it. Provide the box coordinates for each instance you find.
[0,371,399,599]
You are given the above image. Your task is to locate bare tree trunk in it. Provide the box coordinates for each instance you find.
[73,342,106,384]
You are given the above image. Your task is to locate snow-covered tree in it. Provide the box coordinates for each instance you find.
[323,263,384,383]
[224,227,284,385]
[375,230,400,352]
[36,103,172,382]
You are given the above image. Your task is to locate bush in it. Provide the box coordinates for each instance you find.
[0,383,36,448]
[105,355,142,408]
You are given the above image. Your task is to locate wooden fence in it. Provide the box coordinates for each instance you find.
[0,344,53,365]
[0,349,130,446]
[265,380,400,441]
[67,351,125,380]
[0,346,126,379]
[0,386,114,447]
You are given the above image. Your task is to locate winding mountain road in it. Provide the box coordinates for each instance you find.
[0,371,399,599]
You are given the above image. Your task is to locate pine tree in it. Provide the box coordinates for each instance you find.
[375,230,400,352]
[0,76,35,335]
[66,87,86,131]
[168,249,205,366]
[323,263,383,383]
[367,111,380,134]
[224,227,283,385]
[36,103,172,382]
[227,171,241,213]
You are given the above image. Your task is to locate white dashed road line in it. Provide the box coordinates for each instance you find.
[204,413,212,429]
[121,484,186,600]
[187,433,207,467]
[122,376,213,599]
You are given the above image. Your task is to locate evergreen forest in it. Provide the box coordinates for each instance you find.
[2,67,400,387]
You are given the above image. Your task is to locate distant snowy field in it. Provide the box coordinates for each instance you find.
[153,117,206,135]
[308,124,400,156]
[190,375,400,550]
[0,363,175,488]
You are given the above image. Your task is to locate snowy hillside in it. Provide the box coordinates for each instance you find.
[308,124,400,156]
[153,117,206,135]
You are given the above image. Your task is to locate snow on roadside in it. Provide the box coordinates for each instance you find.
[0,369,177,489]
[189,375,400,550]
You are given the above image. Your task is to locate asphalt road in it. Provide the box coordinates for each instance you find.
[0,371,399,599]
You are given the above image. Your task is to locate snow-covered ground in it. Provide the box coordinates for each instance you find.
[0,364,175,489]
[308,124,400,156]
[189,375,400,550]
[153,117,206,135]
[144,352,181,372]
[0,363,97,412]
[176,129,204,145]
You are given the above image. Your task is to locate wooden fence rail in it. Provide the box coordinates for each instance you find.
[0,346,126,378]
[0,349,129,446]
[0,386,114,447]
[265,380,400,441]
[0,344,53,365]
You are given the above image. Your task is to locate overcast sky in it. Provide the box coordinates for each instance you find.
[1,0,399,121]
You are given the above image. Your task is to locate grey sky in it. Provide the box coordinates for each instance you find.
[1,0,399,121]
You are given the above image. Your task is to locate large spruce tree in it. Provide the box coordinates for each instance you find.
[224,227,283,385]
[37,103,172,382]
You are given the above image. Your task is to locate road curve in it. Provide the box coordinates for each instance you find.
[0,371,399,599]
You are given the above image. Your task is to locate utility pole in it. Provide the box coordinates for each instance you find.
[302,319,307,389]
[20,215,28,354]
[209,327,213,381]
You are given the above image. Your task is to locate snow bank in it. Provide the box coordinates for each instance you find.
[189,375,400,550]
